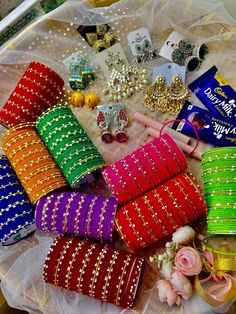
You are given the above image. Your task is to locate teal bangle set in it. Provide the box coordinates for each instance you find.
[202,147,236,234]
[36,104,106,188]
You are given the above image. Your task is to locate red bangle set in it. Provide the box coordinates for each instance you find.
[102,134,187,205]
[115,172,207,252]
[0,61,64,128]
[43,235,144,309]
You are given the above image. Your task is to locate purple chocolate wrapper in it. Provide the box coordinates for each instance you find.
[172,102,236,147]
[189,65,236,120]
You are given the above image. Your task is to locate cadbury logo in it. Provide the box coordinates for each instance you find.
[214,87,228,99]
[204,88,236,117]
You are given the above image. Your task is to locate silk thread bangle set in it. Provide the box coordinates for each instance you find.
[0,155,36,246]
[102,134,207,252]
[0,62,64,129]
[115,172,207,252]
[43,235,144,309]
[2,123,68,204]
[0,61,210,309]
[35,104,106,188]
[36,192,117,242]
[102,134,187,205]
[202,147,236,234]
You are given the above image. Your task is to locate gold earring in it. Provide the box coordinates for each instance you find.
[103,32,117,47]
[166,75,191,115]
[96,24,108,36]
[93,39,108,53]
[143,75,168,112]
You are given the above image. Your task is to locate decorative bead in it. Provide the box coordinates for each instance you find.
[70,91,85,107]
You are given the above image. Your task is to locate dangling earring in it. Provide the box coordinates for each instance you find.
[97,110,114,143]
[143,75,168,112]
[166,75,191,115]
[113,108,129,143]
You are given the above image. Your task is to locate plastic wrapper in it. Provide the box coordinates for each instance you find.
[0,0,236,313]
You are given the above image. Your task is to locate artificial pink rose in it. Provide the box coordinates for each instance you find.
[170,270,193,300]
[156,279,181,306]
[174,247,202,276]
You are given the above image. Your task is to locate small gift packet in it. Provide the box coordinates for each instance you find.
[127,27,158,63]
[96,43,129,78]
[152,63,186,85]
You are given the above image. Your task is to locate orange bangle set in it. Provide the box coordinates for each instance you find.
[2,123,68,204]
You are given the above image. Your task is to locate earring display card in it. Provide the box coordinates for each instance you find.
[152,63,186,85]
[159,31,186,61]
[127,27,154,56]
[77,24,110,46]
[96,43,129,78]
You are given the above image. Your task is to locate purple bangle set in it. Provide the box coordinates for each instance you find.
[35,191,118,242]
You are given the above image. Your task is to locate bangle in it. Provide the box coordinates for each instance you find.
[115,172,207,252]
[36,105,106,188]
[43,236,144,308]
[0,62,64,128]
[102,134,187,205]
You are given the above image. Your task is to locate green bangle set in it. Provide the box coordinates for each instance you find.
[36,104,106,188]
[202,147,236,235]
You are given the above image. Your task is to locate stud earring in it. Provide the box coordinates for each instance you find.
[70,91,100,109]
[184,56,201,72]
[143,75,168,112]
[96,24,108,36]
[93,39,108,53]
[166,74,191,115]
[68,56,96,90]
[104,32,117,47]
[193,43,209,61]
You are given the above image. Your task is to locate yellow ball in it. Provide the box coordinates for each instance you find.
[84,93,100,109]
[70,91,85,107]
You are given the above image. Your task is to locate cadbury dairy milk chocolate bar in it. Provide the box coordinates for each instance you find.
[188,66,236,121]
[172,102,236,147]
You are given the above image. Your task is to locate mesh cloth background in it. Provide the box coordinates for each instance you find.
[0,0,236,313]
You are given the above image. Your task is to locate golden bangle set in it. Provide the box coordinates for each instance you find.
[101,250,119,302]
[85,196,99,238]
[97,198,109,241]
[74,196,86,234]
[115,255,131,305]
[89,246,109,297]
[133,200,157,242]
[51,193,65,232]
[54,238,74,286]
[65,241,85,289]
[41,194,54,231]
[63,194,76,233]
[143,195,169,236]
[77,244,96,292]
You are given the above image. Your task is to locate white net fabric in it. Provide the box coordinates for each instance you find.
[0,0,236,313]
